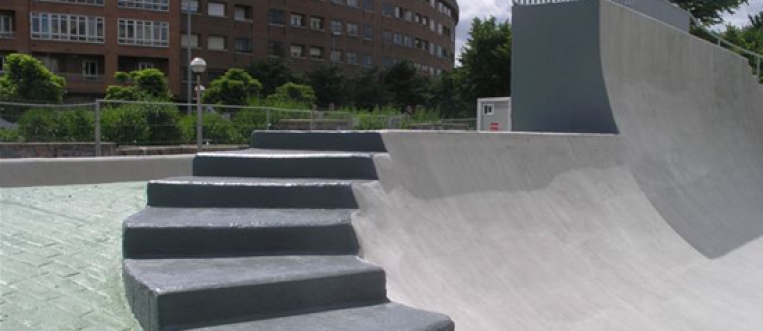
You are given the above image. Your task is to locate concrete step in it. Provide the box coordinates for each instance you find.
[123,207,359,258]
[185,303,455,331]
[124,255,387,331]
[147,177,366,209]
[193,149,379,179]
[251,131,387,152]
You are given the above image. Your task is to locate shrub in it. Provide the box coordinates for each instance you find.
[58,108,95,141]
[267,83,317,106]
[0,128,20,142]
[18,108,58,141]
[141,103,183,144]
[101,107,150,145]
[180,113,242,145]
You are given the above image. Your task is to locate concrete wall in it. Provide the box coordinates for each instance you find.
[511,0,618,134]
[0,156,193,187]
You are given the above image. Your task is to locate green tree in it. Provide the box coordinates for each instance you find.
[382,61,431,109]
[0,53,66,103]
[247,59,303,96]
[749,11,763,29]
[670,0,749,25]
[308,65,349,108]
[459,17,512,106]
[105,68,172,101]
[203,69,263,105]
[267,83,317,106]
[349,68,390,110]
[432,68,470,118]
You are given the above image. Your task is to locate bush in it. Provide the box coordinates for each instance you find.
[180,113,242,145]
[101,107,150,145]
[0,128,20,142]
[58,109,95,141]
[142,103,183,144]
[18,108,58,141]
[231,109,269,141]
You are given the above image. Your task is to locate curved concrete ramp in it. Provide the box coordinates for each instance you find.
[350,1,763,330]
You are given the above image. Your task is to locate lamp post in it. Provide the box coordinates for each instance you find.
[190,57,207,151]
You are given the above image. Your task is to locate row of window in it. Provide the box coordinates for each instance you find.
[0,15,13,38]
[330,0,375,11]
[29,12,169,47]
[382,29,453,60]
[34,0,169,12]
[382,3,453,39]
[181,34,252,53]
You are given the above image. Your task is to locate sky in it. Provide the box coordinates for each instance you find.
[454,0,763,63]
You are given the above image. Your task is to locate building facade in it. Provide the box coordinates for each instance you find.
[0,0,459,100]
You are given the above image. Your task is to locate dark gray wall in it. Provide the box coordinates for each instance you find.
[511,0,619,134]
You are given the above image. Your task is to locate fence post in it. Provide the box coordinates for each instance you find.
[266,109,271,130]
[757,56,761,77]
[94,100,102,157]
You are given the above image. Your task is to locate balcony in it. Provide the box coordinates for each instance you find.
[58,73,105,83]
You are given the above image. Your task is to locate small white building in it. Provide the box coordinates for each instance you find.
[477,97,512,132]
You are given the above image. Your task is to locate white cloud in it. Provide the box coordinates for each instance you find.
[453,0,761,65]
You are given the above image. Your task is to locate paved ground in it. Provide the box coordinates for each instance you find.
[0,182,146,330]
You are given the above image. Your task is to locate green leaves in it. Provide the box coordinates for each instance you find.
[670,0,749,25]
[105,69,173,101]
[203,69,263,106]
[0,54,65,103]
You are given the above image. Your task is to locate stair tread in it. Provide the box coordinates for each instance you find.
[151,176,370,186]
[126,207,354,229]
[125,255,382,293]
[198,148,379,158]
[185,303,453,331]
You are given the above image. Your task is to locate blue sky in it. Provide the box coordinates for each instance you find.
[455,0,763,61]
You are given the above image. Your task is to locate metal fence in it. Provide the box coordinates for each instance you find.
[0,100,476,157]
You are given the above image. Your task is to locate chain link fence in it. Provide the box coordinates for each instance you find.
[1,100,476,157]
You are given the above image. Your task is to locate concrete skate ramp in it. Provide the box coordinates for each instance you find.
[350,1,763,330]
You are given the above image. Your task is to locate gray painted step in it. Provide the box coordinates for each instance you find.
[123,208,359,258]
[193,149,379,179]
[148,177,367,209]
[183,303,455,331]
[124,255,387,331]
[251,131,387,152]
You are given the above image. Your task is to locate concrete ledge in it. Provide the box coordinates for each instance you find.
[0,155,193,187]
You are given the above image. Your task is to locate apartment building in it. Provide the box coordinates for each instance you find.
[1,0,458,100]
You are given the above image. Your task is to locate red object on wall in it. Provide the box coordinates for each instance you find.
[490,123,500,131]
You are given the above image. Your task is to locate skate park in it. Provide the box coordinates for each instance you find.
[2,0,762,330]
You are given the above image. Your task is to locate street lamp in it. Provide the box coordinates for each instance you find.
[190,57,207,151]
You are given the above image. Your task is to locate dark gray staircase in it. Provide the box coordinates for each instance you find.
[122,131,454,331]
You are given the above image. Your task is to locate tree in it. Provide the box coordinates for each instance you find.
[247,59,303,97]
[202,69,263,105]
[308,65,349,108]
[458,17,512,107]
[669,0,749,25]
[105,68,172,101]
[0,53,66,103]
[432,68,470,118]
[268,83,317,106]
[749,11,763,30]
[382,61,431,109]
[349,68,390,110]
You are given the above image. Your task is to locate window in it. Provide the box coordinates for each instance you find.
[403,35,412,47]
[268,41,286,57]
[290,45,305,58]
[208,2,226,17]
[310,46,324,60]
[382,30,392,43]
[393,32,402,45]
[181,33,199,48]
[235,6,252,21]
[382,3,394,16]
[362,54,372,68]
[269,10,286,25]
[347,0,359,7]
[118,19,169,47]
[138,62,154,70]
[0,56,6,73]
[362,25,373,40]
[208,36,226,50]
[182,0,199,12]
[291,14,305,27]
[35,0,104,5]
[31,12,105,43]
[363,0,374,11]
[310,17,324,30]
[331,0,344,4]
[483,104,494,115]
[346,23,358,37]
[0,15,12,38]
[330,20,343,34]
[330,50,342,62]
[235,38,252,53]
[346,52,358,65]
[37,56,59,72]
[118,0,169,11]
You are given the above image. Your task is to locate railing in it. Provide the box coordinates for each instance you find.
[512,0,763,78]
[58,73,105,83]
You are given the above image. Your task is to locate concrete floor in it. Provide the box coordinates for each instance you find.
[0,183,145,330]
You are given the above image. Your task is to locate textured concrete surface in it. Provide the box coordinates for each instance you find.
[0,182,145,330]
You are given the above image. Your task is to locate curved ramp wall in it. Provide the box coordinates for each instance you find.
[350,1,763,329]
